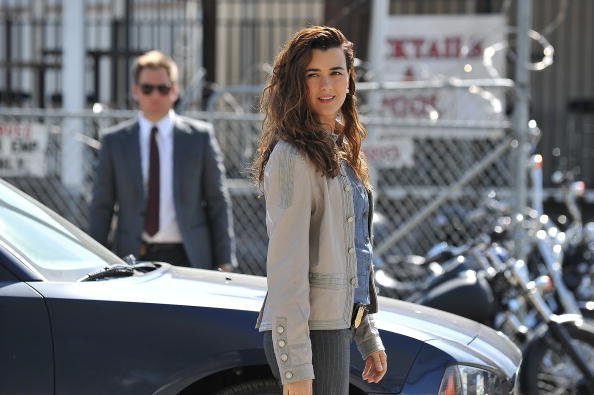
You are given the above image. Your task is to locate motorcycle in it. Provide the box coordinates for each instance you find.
[375,221,594,394]
[469,236,594,395]
[551,169,594,304]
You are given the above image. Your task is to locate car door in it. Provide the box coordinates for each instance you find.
[0,252,53,395]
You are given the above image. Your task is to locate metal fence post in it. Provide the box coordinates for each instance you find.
[513,0,532,262]
[62,0,86,222]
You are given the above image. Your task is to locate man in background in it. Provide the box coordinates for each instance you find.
[88,50,236,271]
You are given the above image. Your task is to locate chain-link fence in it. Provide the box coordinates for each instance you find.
[0,79,515,275]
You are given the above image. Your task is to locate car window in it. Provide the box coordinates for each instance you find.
[0,182,122,281]
[0,261,17,282]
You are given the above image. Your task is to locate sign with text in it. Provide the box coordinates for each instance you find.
[0,123,49,177]
[381,15,506,80]
[363,138,414,169]
[378,14,507,121]
[367,14,507,169]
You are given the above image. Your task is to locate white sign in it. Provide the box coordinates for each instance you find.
[379,14,506,121]
[381,15,507,81]
[363,138,414,169]
[366,14,507,169]
[0,123,49,177]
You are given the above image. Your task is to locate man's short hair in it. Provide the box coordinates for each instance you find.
[133,50,178,84]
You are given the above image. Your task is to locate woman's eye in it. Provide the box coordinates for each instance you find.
[307,73,318,78]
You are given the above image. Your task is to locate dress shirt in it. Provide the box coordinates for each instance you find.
[345,164,372,305]
[331,132,372,304]
[138,110,182,243]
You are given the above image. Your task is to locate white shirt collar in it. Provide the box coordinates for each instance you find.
[138,109,175,137]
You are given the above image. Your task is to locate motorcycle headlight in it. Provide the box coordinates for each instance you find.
[438,365,514,395]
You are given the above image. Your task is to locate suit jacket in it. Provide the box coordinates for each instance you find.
[88,115,236,269]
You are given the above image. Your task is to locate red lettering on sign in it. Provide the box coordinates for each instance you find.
[382,94,439,118]
[0,124,32,139]
[386,36,482,59]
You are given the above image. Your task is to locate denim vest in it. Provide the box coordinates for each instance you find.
[344,165,371,305]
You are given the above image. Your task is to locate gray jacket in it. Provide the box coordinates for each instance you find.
[256,141,384,384]
[88,115,236,269]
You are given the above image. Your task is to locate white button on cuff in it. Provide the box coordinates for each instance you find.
[278,340,286,347]
[347,216,354,223]
[285,371,293,379]
[277,326,285,334]
[348,247,355,255]
[351,278,357,285]
[280,353,288,362]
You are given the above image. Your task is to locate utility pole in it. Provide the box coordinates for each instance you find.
[366,0,389,188]
[62,0,85,194]
[513,0,532,261]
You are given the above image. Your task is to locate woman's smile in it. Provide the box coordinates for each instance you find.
[318,95,337,103]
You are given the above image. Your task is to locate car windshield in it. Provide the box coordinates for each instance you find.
[0,180,123,281]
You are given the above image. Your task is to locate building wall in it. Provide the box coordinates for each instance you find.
[1,0,592,188]
[214,0,324,86]
[0,0,202,108]
[325,0,594,189]
[529,0,594,188]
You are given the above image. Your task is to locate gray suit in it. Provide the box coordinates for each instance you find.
[88,115,236,269]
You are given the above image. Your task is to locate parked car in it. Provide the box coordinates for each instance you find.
[0,178,521,394]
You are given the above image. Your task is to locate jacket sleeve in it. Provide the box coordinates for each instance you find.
[88,134,115,246]
[200,123,237,268]
[354,312,385,360]
[354,257,384,359]
[264,145,315,384]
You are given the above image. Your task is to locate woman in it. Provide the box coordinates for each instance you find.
[253,26,387,395]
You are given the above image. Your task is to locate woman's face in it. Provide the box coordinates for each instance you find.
[304,47,349,130]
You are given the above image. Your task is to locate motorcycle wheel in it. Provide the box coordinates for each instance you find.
[522,323,594,395]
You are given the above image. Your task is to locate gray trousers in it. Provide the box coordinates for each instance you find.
[263,329,353,395]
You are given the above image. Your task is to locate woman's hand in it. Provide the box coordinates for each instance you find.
[283,379,313,395]
[363,350,388,383]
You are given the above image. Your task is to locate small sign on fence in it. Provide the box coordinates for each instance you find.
[364,137,415,169]
[0,122,49,177]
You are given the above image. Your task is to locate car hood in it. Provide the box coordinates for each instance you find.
[32,264,521,376]
[33,264,505,343]
[375,296,521,379]
[33,264,268,312]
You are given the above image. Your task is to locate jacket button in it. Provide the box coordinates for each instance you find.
[348,247,355,255]
[347,216,354,223]
[344,186,351,192]
[351,277,357,285]
[278,339,286,347]
[285,371,293,379]
[277,326,285,334]
[280,353,288,362]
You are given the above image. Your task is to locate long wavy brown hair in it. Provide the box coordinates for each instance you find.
[251,26,370,190]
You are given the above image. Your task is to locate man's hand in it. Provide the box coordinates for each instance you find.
[363,350,388,383]
[217,263,234,272]
[284,379,312,395]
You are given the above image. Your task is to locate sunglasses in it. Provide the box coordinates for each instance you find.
[139,83,172,95]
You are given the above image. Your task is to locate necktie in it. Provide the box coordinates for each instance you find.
[145,126,160,236]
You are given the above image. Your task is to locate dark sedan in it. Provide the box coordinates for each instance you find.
[0,178,521,394]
